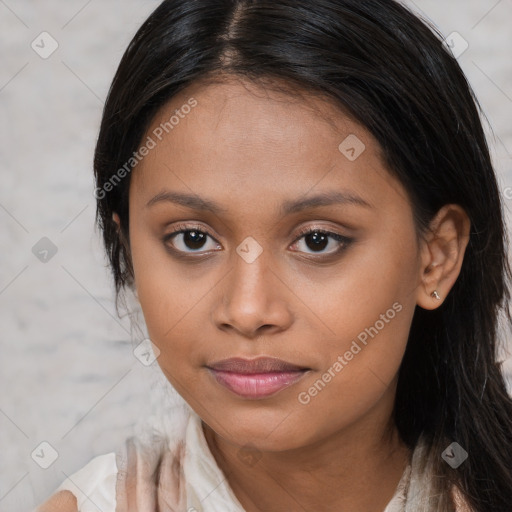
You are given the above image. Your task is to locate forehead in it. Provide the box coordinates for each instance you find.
[143,75,369,158]
[130,76,407,216]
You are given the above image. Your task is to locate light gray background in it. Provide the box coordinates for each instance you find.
[1,1,511,510]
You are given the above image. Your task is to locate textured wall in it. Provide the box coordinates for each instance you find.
[1,1,511,510]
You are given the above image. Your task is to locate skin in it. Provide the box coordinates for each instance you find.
[112,75,470,512]
[37,490,77,512]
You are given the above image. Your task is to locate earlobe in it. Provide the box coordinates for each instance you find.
[416,255,445,311]
[415,204,470,311]
[430,290,441,301]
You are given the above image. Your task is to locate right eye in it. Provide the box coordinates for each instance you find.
[163,224,222,255]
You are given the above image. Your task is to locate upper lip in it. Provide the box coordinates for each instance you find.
[207,357,308,374]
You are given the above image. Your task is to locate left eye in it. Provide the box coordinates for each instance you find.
[290,228,350,255]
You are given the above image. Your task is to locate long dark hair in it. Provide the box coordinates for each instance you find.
[93,0,512,509]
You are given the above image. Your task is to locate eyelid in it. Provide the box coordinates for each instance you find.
[290,225,352,256]
[163,224,348,245]
[292,224,349,242]
[163,222,353,257]
[166,222,216,238]
[163,222,221,248]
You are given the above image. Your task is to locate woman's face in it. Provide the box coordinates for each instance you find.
[127,76,424,451]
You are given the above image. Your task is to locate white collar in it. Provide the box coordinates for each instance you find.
[183,409,246,511]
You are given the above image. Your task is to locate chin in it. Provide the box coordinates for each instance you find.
[203,401,314,451]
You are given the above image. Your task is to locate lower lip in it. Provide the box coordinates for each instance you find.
[207,369,308,399]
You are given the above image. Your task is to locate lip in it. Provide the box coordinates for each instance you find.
[208,356,308,373]
[206,357,310,399]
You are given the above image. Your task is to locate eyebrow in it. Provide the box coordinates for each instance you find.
[145,190,373,214]
[145,190,228,214]
[280,191,373,214]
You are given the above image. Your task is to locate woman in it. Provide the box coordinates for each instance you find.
[36,0,512,510]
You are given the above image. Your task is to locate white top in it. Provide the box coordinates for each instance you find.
[46,410,410,511]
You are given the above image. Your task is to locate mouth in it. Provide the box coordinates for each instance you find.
[205,357,311,399]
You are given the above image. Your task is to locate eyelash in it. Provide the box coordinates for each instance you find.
[162,223,352,259]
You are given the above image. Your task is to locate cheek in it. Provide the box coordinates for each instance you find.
[301,300,411,398]
[295,227,418,396]
[292,302,413,445]
[300,226,417,344]
[129,228,216,372]
[130,227,183,336]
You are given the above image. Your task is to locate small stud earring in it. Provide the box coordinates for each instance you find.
[431,290,441,300]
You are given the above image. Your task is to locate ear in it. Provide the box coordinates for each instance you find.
[113,212,121,231]
[112,212,137,296]
[112,211,131,256]
[416,204,471,310]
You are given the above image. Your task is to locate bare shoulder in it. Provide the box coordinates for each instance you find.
[34,451,117,512]
[35,489,78,512]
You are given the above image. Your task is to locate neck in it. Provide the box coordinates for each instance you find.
[202,389,412,512]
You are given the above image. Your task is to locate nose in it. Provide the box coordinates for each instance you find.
[212,248,294,339]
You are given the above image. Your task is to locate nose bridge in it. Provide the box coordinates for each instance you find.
[228,240,274,310]
[215,238,292,336]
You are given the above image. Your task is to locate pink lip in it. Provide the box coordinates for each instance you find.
[208,369,308,399]
[206,357,310,399]
[207,356,307,373]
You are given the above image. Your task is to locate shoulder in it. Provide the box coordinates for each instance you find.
[34,490,78,512]
[34,452,117,512]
